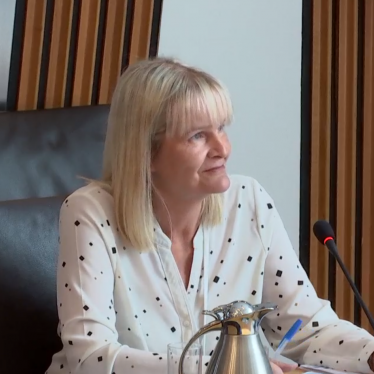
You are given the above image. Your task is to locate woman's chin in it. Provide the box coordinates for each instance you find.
[204,174,231,194]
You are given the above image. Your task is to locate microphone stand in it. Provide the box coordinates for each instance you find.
[326,240,374,331]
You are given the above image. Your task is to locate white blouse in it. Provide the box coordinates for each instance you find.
[46,175,374,374]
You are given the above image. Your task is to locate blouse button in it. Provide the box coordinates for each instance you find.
[183,320,190,327]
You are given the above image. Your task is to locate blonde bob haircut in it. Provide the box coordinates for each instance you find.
[96,57,233,251]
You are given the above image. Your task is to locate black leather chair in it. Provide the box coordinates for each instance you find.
[0,196,65,373]
[0,104,109,201]
[0,105,109,374]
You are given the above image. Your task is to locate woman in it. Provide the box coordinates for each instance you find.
[46,58,374,374]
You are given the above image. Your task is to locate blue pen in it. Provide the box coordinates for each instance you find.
[274,319,303,358]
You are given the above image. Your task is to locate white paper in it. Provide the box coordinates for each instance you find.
[301,364,357,374]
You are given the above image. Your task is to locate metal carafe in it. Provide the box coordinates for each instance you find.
[178,300,277,374]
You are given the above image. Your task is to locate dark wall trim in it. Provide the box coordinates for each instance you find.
[328,0,339,310]
[91,0,109,105]
[64,0,82,107]
[37,0,55,109]
[121,0,135,70]
[149,0,163,58]
[4,0,23,111]
[354,0,365,326]
[299,0,313,275]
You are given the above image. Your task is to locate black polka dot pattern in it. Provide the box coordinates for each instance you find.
[48,177,374,374]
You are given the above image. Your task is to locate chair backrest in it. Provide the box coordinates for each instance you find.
[0,105,110,373]
[0,195,65,374]
[0,104,109,201]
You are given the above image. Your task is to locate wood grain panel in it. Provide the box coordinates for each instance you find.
[361,0,374,334]
[71,0,101,106]
[129,0,154,65]
[8,0,162,110]
[309,0,332,301]
[99,0,128,104]
[334,0,358,322]
[307,0,374,328]
[45,0,74,108]
[17,0,47,110]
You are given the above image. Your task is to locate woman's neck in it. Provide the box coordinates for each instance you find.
[152,194,203,243]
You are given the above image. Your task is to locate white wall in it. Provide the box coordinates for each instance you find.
[0,0,16,110]
[158,0,302,252]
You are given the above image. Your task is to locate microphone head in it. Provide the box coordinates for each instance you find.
[313,220,335,245]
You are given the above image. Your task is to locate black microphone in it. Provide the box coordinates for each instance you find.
[313,219,374,330]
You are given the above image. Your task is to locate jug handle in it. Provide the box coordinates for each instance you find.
[178,320,222,374]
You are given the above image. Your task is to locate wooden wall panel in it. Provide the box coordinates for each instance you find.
[307,0,374,332]
[309,0,332,301]
[8,0,163,111]
[129,0,154,65]
[17,0,47,110]
[71,0,101,106]
[45,0,74,109]
[335,0,358,323]
[98,0,128,104]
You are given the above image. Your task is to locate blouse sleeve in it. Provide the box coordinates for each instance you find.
[55,192,177,374]
[252,180,374,374]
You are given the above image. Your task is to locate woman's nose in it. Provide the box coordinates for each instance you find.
[209,133,230,158]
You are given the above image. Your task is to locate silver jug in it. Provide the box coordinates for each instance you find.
[178,300,277,374]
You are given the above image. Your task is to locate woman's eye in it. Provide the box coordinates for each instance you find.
[191,132,204,140]
[218,124,226,132]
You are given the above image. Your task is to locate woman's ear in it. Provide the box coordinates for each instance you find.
[150,150,160,173]
[150,160,156,173]
[150,141,161,172]
[150,149,157,172]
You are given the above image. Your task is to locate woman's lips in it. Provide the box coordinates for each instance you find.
[204,165,225,172]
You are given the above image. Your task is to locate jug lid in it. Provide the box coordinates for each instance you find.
[203,300,277,336]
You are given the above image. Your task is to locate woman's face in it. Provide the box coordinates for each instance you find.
[151,121,231,202]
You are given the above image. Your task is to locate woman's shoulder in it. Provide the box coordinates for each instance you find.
[226,174,273,199]
[223,175,278,245]
[225,174,276,213]
[227,174,258,190]
[61,182,114,216]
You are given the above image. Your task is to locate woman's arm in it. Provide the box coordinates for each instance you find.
[253,181,374,374]
[55,191,171,374]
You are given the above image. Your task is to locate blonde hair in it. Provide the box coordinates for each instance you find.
[96,57,233,251]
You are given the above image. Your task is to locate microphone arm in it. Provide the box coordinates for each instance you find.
[326,239,374,331]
